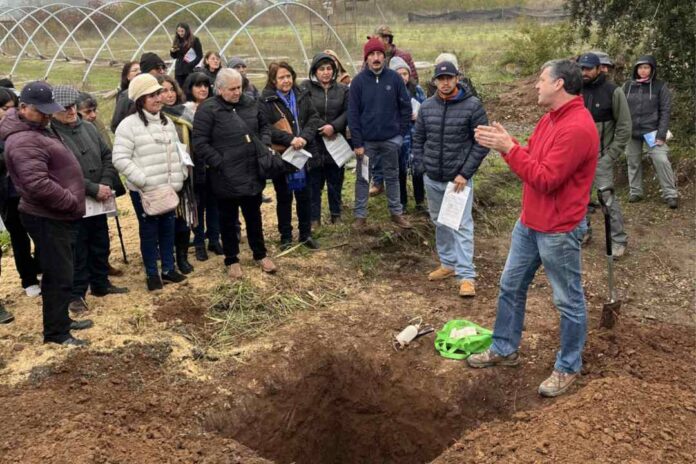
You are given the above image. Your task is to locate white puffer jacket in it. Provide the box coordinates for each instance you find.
[113,111,187,192]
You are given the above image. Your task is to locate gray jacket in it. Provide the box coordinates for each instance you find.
[51,118,116,198]
[623,55,671,141]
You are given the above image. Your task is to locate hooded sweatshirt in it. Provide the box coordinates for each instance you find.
[622,55,671,141]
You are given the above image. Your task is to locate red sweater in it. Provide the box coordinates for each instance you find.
[502,96,598,233]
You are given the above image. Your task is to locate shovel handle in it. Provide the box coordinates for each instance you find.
[597,187,613,256]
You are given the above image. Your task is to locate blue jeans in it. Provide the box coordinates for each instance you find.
[424,175,475,280]
[354,138,403,218]
[491,219,588,374]
[130,191,176,277]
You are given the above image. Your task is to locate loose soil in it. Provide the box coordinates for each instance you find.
[1,79,694,462]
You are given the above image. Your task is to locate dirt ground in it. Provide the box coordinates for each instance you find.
[1,86,694,462]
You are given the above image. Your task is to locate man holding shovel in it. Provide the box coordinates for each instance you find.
[469,59,598,397]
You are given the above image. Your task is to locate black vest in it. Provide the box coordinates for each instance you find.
[582,73,616,123]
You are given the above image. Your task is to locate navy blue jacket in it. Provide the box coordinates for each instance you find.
[347,67,411,148]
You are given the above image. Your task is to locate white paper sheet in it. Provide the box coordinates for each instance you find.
[411,98,421,117]
[183,48,197,63]
[0,215,5,232]
[436,183,471,230]
[84,195,117,218]
[322,134,354,167]
[281,147,313,169]
[176,142,194,167]
[360,155,370,181]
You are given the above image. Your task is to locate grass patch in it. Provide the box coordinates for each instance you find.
[0,231,10,253]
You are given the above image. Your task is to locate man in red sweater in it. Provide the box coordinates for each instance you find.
[469,59,598,397]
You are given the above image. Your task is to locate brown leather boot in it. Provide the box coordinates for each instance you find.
[391,214,413,229]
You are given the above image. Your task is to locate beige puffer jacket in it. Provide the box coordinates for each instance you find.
[113,111,187,192]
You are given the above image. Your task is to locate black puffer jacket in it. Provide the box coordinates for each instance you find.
[259,86,322,168]
[192,94,269,199]
[110,89,133,133]
[412,84,489,181]
[623,55,671,140]
[51,118,117,198]
[300,53,349,166]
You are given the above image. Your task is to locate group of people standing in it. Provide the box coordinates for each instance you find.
[0,22,681,399]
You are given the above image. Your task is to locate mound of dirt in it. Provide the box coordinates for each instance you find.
[154,294,208,326]
[485,76,545,130]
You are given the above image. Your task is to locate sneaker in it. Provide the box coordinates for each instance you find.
[146,275,163,292]
[91,284,129,297]
[428,266,455,281]
[24,284,41,298]
[227,263,243,280]
[391,214,413,229]
[628,194,643,203]
[69,319,94,331]
[369,184,384,197]
[208,240,224,255]
[467,348,520,368]
[0,305,14,324]
[612,243,626,258]
[257,257,277,274]
[301,237,320,250]
[161,270,186,284]
[459,279,476,297]
[667,198,678,209]
[46,336,89,347]
[68,297,89,314]
[352,218,367,230]
[194,245,209,261]
[538,370,578,397]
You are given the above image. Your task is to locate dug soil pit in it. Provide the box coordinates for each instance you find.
[204,347,540,464]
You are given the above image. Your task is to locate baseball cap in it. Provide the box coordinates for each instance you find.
[19,81,64,114]
[367,24,393,40]
[433,61,459,79]
[577,53,601,69]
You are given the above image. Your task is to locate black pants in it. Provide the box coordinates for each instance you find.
[4,196,40,288]
[272,173,312,241]
[399,169,426,209]
[310,162,344,221]
[72,215,111,299]
[20,213,74,343]
[218,194,267,266]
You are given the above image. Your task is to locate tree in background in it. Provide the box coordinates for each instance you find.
[566,0,695,137]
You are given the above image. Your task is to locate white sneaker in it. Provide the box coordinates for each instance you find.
[25,285,41,298]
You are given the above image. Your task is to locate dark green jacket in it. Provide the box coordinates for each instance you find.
[51,118,116,198]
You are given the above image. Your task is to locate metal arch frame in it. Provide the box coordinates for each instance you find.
[219,1,357,74]
[45,0,174,83]
[0,5,73,60]
[0,11,43,57]
[82,0,233,84]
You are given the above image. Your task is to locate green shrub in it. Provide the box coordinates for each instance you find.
[499,21,577,76]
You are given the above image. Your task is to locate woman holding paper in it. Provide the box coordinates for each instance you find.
[113,74,188,291]
[301,52,350,226]
[260,62,322,250]
[170,23,203,88]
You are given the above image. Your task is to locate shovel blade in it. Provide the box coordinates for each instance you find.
[600,300,622,329]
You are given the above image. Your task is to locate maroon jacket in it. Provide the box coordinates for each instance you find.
[389,45,419,83]
[0,108,85,221]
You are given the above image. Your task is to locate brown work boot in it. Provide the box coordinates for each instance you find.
[369,184,384,197]
[257,257,277,274]
[228,263,243,280]
[467,348,520,368]
[459,279,476,297]
[352,217,367,230]
[391,214,413,229]
[428,266,455,281]
[538,370,578,397]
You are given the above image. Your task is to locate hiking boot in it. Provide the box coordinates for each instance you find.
[301,237,320,250]
[227,263,243,280]
[628,194,643,203]
[612,243,626,258]
[69,319,94,331]
[667,197,678,209]
[161,270,186,284]
[24,284,41,298]
[146,275,163,292]
[0,305,14,324]
[428,266,455,281]
[352,217,367,230]
[391,214,413,229]
[208,240,224,256]
[68,297,89,315]
[467,348,520,368]
[91,284,129,297]
[194,244,209,262]
[538,370,578,397]
[459,280,476,297]
[369,184,384,197]
[280,238,293,251]
[46,336,89,347]
[262,193,273,204]
[107,264,124,277]
[257,257,277,274]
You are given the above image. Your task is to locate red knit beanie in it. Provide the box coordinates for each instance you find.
[363,37,386,61]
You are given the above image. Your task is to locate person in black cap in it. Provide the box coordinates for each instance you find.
[578,52,631,257]
[412,61,489,297]
[140,52,167,77]
[0,81,94,346]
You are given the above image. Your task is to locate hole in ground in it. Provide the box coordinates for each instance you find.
[205,348,531,464]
